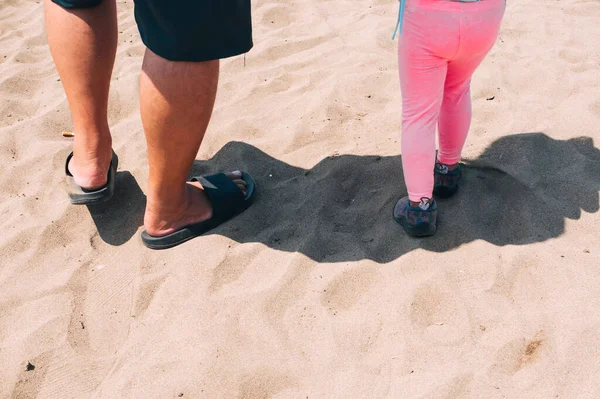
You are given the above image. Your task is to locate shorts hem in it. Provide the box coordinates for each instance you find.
[51,0,103,8]
[143,40,254,62]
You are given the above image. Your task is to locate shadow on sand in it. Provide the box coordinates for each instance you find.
[90,133,600,262]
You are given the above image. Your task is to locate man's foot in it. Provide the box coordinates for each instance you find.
[143,171,247,238]
[393,197,437,237]
[433,161,462,199]
[67,141,113,190]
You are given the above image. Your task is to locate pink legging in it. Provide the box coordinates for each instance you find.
[398,0,505,202]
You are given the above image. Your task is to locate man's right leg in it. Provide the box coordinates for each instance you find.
[140,52,247,237]
[135,0,253,238]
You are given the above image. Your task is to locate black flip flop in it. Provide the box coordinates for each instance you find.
[141,171,256,250]
[65,150,118,205]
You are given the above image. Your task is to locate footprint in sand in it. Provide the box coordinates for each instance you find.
[209,245,263,293]
[259,3,292,29]
[238,368,296,398]
[261,35,331,63]
[490,331,546,376]
[558,49,585,65]
[409,281,470,345]
[11,352,51,399]
[321,266,378,314]
[589,99,600,117]
[68,259,136,355]
[420,374,474,399]
[564,1,600,17]
[263,260,313,337]
[133,274,168,317]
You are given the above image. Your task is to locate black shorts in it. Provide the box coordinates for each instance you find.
[51,0,253,62]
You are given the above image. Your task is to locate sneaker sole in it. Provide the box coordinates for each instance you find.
[395,216,437,237]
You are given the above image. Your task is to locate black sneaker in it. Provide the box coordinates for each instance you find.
[433,162,462,198]
[393,197,437,237]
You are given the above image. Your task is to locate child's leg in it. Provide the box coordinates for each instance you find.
[400,62,446,202]
[398,8,455,203]
[437,64,475,166]
[438,0,506,166]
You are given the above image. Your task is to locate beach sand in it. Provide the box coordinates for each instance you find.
[1,0,599,397]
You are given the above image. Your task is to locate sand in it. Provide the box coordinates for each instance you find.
[1,0,600,397]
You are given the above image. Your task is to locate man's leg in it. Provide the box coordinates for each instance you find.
[135,0,253,238]
[140,52,246,237]
[45,0,116,189]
